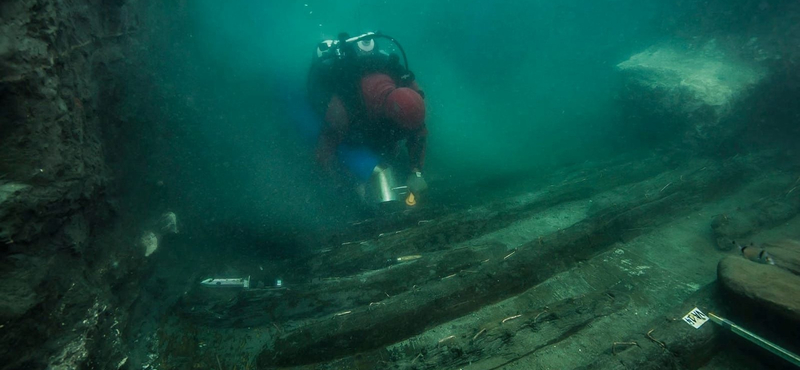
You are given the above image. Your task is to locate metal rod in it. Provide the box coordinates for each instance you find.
[708,312,800,367]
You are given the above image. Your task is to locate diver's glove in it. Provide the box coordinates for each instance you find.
[406,170,428,195]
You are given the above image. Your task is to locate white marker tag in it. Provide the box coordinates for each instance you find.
[682,307,709,329]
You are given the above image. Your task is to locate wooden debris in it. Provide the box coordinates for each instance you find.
[396,255,422,262]
[501,314,523,324]
[646,328,667,349]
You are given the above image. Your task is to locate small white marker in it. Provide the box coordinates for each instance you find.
[682,307,709,329]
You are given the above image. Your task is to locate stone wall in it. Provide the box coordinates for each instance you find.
[0,1,145,368]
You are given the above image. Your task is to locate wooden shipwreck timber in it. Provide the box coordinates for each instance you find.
[166,152,800,369]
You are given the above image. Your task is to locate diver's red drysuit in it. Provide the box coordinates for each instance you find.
[314,72,427,172]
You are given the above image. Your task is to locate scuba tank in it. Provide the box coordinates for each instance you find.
[308,31,415,100]
[312,32,410,73]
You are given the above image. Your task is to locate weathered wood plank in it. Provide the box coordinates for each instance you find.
[257,159,752,366]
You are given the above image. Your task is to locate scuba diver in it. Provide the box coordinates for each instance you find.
[307,32,428,208]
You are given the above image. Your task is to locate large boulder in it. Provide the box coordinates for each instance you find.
[617,41,766,148]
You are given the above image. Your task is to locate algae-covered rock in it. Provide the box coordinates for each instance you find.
[0,182,29,206]
[617,41,766,147]
[0,255,47,321]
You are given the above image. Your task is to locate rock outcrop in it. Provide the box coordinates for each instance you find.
[0,1,143,369]
[617,41,766,149]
